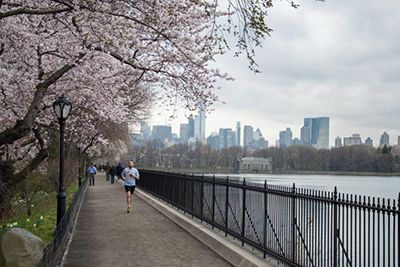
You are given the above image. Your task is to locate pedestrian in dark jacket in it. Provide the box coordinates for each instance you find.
[109,164,117,184]
[105,162,111,181]
[116,163,124,180]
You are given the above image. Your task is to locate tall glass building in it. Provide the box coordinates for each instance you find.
[243,125,254,147]
[302,117,330,149]
[188,115,195,139]
[219,128,235,149]
[194,101,206,142]
[236,122,241,147]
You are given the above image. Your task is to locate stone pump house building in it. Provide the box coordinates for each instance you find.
[237,157,272,174]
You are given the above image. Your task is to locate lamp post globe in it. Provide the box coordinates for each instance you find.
[53,95,72,120]
[53,95,72,225]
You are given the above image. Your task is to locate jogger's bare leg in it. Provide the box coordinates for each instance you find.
[126,191,131,208]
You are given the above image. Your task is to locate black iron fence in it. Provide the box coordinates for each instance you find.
[137,170,400,267]
[37,176,88,267]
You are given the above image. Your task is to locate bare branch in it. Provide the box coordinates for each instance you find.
[0,6,71,20]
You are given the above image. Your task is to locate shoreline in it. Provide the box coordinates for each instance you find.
[271,170,400,177]
[143,168,400,177]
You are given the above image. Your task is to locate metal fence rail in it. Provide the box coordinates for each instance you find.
[37,176,88,267]
[137,170,400,267]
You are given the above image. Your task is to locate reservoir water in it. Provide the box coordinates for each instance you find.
[212,173,400,200]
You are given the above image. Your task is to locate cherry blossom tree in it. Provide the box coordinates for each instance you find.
[0,0,286,218]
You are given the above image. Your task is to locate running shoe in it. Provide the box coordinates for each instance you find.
[127,207,130,213]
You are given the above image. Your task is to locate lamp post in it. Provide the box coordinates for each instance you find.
[77,146,82,188]
[53,95,72,225]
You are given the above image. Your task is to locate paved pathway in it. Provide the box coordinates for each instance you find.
[63,174,231,267]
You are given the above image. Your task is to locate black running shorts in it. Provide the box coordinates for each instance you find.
[124,185,136,194]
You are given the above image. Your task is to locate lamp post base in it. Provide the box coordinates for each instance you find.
[56,191,67,225]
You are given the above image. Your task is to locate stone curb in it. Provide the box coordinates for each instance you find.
[59,179,89,266]
[135,189,274,267]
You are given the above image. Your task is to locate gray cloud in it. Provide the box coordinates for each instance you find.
[151,0,400,146]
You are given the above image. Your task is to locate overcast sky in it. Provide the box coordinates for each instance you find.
[150,0,400,147]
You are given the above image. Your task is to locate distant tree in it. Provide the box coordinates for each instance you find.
[382,145,390,154]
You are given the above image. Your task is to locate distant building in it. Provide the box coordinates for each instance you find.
[151,125,172,142]
[247,128,267,150]
[254,138,268,150]
[236,122,241,146]
[140,122,151,140]
[264,139,269,148]
[379,132,389,147]
[303,117,330,149]
[194,101,206,142]
[365,137,373,147]
[243,125,254,148]
[335,137,342,148]
[253,128,263,140]
[237,157,272,174]
[179,123,188,143]
[300,126,311,146]
[292,138,301,146]
[279,127,292,148]
[398,136,400,146]
[219,128,235,149]
[188,115,195,139]
[207,133,220,150]
[343,134,362,146]
[275,139,280,148]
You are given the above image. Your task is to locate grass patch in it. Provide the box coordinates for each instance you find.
[0,181,81,243]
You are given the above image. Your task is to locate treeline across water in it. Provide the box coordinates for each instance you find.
[127,141,400,173]
[254,144,400,173]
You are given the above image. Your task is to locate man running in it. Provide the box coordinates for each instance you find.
[121,160,140,213]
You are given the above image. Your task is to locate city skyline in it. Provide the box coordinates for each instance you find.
[149,0,400,148]
[138,115,399,148]
[145,113,400,148]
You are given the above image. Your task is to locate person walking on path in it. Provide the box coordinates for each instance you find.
[105,162,111,181]
[121,160,140,213]
[115,162,124,180]
[87,163,97,186]
[109,164,116,184]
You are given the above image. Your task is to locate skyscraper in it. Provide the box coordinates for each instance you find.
[187,115,195,139]
[236,122,241,146]
[252,128,268,149]
[194,101,206,142]
[343,134,362,146]
[194,115,200,140]
[199,101,206,141]
[151,125,172,142]
[335,137,342,148]
[279,127,293,148]
[140,122,151,140]
[179,123,188,143]
[300,126,311,146]
[379,132,389,147]
[302,117,330,149]
[398,136,400,146]
[207,133,220,150]
[365,137,373,147]
[243,125,254,147]
[219,128,235,149]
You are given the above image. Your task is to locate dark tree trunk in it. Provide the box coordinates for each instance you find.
[0,161,17,219]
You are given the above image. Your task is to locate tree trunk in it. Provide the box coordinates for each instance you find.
[0,161,17,219]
